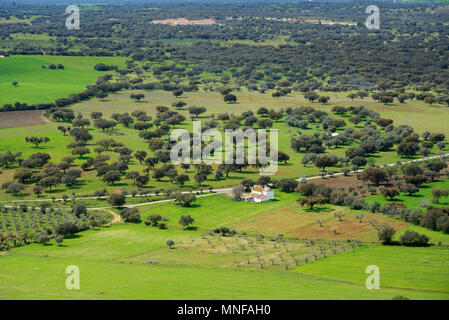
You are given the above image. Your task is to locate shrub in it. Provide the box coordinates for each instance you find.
[420,208,445,230]
[174,193,197,207]
[436,215,449,233]
[55,222,83,236]
[54,235,64,245]
[276,179,298,192]
[298,183,316,197]
[350,199,367,210]
[166,239,175,248]
[146,214,162,226]
[179,215,195,230]
[399,230,430,247]
[120,208,140,223]
[71,203,87,217]
[380,187,400,201]
[378,224,396,244]
[36,232,50,244]
[107,193,126,208]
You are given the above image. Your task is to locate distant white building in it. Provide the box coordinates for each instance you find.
[152,18,216,26]
[241,185,274,203]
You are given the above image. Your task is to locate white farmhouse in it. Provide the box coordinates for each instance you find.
[241,185,274,203]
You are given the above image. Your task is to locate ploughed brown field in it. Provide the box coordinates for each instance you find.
[0,110,48,129]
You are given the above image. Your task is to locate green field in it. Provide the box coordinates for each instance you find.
[295,246,449,294]
[2,252,448,300]
[1,192,448,299]
[366,178,449,209]
[1,53,449,300]
[0,55,125,106]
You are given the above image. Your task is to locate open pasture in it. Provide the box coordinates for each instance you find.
[365,178,449,209]
[0,55,126,106]
[295,245,449,294]
[3,253,448,299]
[1,192,449,299]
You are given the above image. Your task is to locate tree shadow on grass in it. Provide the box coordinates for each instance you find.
[44,188,66,194]
[109,182,128,187]
[185,203,201,209]
[9,192,31,198]
[404,194,423,199]
[387,198,404,202]
[65,234,83,240]
[65,184,84,191]
[303,206,334,213]
[33,146,50,151]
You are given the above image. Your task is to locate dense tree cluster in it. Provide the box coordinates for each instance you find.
[1,2,449,112]
[294,158,449,235]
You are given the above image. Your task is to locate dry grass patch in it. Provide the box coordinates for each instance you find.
[0,110,48,129]
[232,206,408,241]
[122,233,355,270]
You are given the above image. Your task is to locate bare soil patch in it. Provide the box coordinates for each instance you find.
[0,110,48,129]
[310,175,361,189]
[100,209,122,225]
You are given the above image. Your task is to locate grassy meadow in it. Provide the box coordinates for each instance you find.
[0,55,126,106]
[1,191,449,299]
[295,245,449,293]
[4,253,449,300]
[366,178,449,209]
